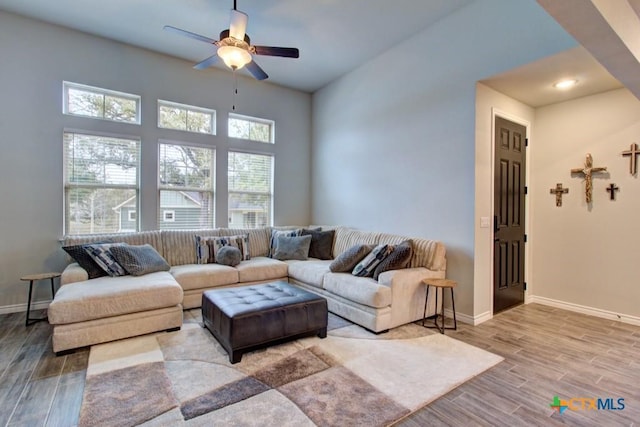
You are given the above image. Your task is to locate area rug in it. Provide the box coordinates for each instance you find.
[78,315,502,426]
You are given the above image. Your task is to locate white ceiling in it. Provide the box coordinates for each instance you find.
[0,0,473,93]
[0,0,635,106]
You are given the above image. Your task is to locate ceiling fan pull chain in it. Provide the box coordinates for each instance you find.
[232,69,238,111]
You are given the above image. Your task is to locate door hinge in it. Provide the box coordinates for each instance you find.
[524,282,527,291]
[523,234,528,243]
[524,186,528,195]
[525,138,529,147]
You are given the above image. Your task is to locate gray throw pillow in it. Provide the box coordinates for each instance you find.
[352,244,393,277]
[329,244,374,273]
[63,241,111,279]
[273,235,312,261]
[372,240,413,280]
[109,244,170,276]
[301,229,335,260]
[84,243,128,277]
[216,246,242,266]
[269,228,302,257]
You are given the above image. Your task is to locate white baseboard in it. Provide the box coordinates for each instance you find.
[0,300,51,315]
[530,296,640,326]
[443,309,492,326]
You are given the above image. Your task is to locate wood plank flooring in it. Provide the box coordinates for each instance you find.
[1,304,638,426]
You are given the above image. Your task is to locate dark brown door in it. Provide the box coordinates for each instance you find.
[493,116,526,313]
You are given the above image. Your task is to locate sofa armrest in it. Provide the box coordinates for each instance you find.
[61,263,89,286]
[377,267,446,328]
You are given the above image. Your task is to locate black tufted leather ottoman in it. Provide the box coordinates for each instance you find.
[202,281,328,363]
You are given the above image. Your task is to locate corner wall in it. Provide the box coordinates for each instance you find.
[311,0,576,319]
[530,88,640,322]
[0,11,311,311]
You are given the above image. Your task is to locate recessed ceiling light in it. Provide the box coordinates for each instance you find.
[553,79,578,89]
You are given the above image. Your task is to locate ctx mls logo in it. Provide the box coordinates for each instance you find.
[550,395,625,414]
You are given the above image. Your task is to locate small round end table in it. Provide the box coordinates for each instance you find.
[20,272,60,326]
[421,278,457,334]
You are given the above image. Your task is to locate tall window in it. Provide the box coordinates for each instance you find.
[158,100,216,135]
[64,132,140,235]
[228,113,274,143]
[228,151,273,228]
[63,82,140,124]
[159,142,215,229]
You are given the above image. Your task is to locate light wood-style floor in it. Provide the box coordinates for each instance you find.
[1,304,638,426]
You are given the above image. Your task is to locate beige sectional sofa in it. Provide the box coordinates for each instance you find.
[49,226,446,353]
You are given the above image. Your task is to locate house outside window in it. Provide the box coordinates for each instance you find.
[63,81,140,124]
[228,113,274,143]
[158,142,215,229]
[228,151,273,228]
[158,100,216,135]
[64,131,140,235]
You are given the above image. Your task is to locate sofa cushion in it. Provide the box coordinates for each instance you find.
[373,240,413,280]
[62,243,109,279]
[171,264,239,291]
[301,229,335,260]
[234,257,288,282]
[217,246,242,266]
[329,244,374,273]
[109,244,171,276]
[286,259,332,288]
[352,244,392,277]
[164,229,220,266]
[84,243,127,277]
[269,228,302,257]
[273,235,312,261]
[48,272,183,325]
[323,272,392,308]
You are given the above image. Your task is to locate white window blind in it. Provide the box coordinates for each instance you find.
[228,151,273,228]
[63,82,140,124]
[158,142,215,229]
[228,113,274,143]
[64,132,140,235]
[158,100,216,135]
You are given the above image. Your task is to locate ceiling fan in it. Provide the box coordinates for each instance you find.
[164,0,299,81]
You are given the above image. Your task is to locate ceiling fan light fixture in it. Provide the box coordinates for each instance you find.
[218,45,251,70]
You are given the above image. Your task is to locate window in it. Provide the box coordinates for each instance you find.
[158,100,216,134]
[228,113,274,143]
[63,82,140,124]
[158,142,215,229]
[64,131,140,235]
[163,210,176,222]
[228,151,273,228]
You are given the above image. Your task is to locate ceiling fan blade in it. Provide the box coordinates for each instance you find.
[245,60,268,80]
[229,9,248,41]
[163,25,217,45]
[193,54,220,70]
[253,46,299,58]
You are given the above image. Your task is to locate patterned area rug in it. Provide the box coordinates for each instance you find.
[79,314,502,426]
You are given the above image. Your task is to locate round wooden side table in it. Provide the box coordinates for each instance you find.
[20,272,60,326]
[421,278,457,334]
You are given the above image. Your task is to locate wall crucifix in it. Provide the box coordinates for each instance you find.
[606,183,619,200]
[571,153,607,203]
[550,183,569,207]
[622,143,639,176]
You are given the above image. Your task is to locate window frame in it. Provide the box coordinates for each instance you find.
[228,113,275,144]
[63,81,141,124]
[63,129,141,236]
[157,140,216,229]
[227,149,274,228]
[162,210,176,222]
[157,100,217,135]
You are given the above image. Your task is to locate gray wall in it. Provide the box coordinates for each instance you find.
[0,11,311,310]
[311,0,576,318]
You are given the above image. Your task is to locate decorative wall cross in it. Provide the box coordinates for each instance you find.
[550,183,569,207]
[571,153,607,203]
[622,143,639,175]
[606,183,619,200]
